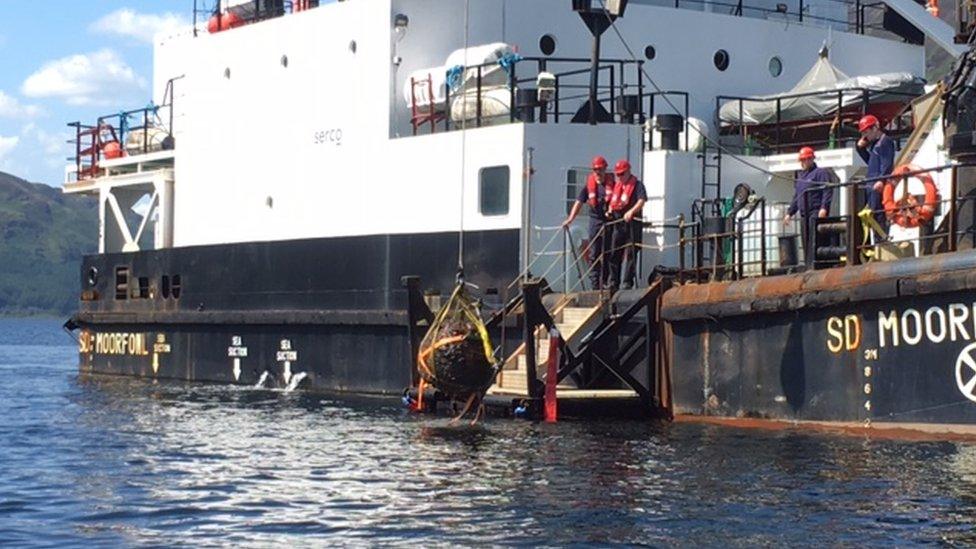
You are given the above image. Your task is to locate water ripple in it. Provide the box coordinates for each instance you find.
[1,319,976,546]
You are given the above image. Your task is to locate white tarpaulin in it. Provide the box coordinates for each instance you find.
[404,43,516,111]
[719,53,924,126]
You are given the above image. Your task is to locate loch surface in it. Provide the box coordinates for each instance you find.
[1,318,974,546]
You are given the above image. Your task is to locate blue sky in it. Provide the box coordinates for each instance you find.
[0,1,190,186]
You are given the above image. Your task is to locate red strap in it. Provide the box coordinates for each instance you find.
[544,329,559,423]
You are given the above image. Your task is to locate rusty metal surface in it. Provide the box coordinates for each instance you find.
[73,309,409,326]
[662,249,976,321]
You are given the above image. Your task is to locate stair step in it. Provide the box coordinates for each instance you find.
[560,307,593,323]
[495,369,576,391]
[517,352,551,370]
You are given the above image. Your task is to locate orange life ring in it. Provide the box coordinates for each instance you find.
[882,164,939,229]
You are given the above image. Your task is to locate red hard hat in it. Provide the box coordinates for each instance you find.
[591,156,608,170]
[858,114,879,133]
[614,159,631,175]
[798,146,815,161]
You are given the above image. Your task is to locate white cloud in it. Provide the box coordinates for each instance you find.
[21,50,145,106]
[21,123,66,161]
[90,9,189,44]
[0,91,42,119]
[0,135,19,167]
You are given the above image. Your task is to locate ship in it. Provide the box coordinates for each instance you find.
[62,0,976,435]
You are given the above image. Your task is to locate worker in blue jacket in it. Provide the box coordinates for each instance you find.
[784,147,834,264]
[855,114,895,228]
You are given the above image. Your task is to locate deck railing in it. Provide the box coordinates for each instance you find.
[408,56,689,136]
[674,161,976,282]
[716,87,920,155]
[66,79,178,183]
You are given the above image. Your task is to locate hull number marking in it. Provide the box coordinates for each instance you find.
[826,315,861,353]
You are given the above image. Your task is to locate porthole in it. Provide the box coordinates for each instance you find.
[348,40,357,54]
[281,55,289,68]
[223,67,231,79]
[540,34,557,56]
[87,266,98,287]
[769,56,782,77]
[713,49,730,71]
[644,45,656,60]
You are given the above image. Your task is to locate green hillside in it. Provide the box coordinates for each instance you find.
[0,172,97,315]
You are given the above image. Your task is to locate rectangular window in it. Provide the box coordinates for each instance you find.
[566,167,588,215]
[115,267,129,300]
[479,166,510,216]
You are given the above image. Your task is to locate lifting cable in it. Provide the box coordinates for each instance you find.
[457,0,472,281]
[596,0,795,184]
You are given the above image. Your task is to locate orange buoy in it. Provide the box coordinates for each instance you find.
[207,12,245,33]
[882,164,939,228]
[102,141,124,160]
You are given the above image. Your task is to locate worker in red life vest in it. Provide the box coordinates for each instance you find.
[563,156,614,289]
[606,159,647,291]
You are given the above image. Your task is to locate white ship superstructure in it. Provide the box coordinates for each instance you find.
[64,0,947,269]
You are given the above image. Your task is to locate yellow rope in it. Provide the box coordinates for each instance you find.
[416,282,496,389]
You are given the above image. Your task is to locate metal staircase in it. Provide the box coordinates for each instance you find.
[402,275,672,418]
[485,279,671,414]
[493,304,602,393]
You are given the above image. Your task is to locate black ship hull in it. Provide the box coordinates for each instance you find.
[73,226,976,433]
[663,250,976,432]
[72,229,520,394]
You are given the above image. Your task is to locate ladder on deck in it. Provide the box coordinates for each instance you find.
[700,143,722,200]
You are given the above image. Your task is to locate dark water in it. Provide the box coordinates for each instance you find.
[2,319,976,546]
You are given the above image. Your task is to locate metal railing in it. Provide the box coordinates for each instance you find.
[716,87,920,155]
[673,162,976,282]
[676,198,771,283]
[410,56,656,135]
[192,0,317,36]
[796,162,976,267]
[66,79,177,183]
[670,0,890,35]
